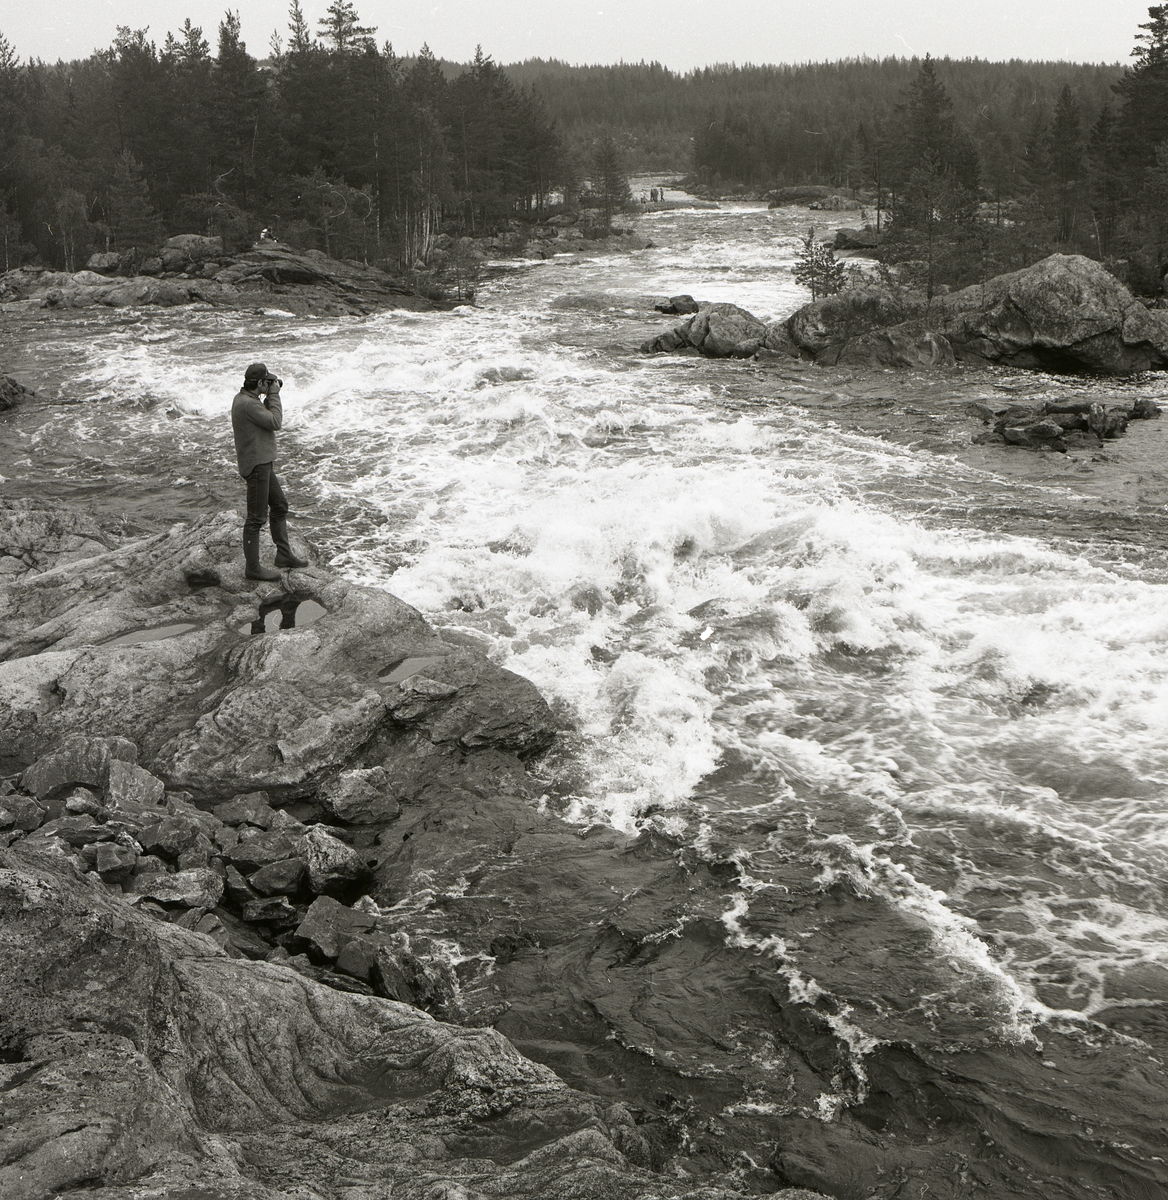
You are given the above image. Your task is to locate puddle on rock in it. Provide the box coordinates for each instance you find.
[378,655,448,683]
[104,623,200,646]
[248,595,327,635]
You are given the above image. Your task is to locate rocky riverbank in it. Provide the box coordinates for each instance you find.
[0,239,440,318]
[0,220,657,319]
[638,255,1168,454]
[0,498,838,1200]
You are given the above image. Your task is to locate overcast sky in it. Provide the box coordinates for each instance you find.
[3,1,1149,68]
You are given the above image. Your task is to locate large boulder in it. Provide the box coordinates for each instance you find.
[931,254,1168,372]
[830,325,956,369]
[164,233,224,260]
[833,226,880,251]
[787,286,925,357]
[84,251,120,273]
[642,301,768,358]
[786,255,1168,374]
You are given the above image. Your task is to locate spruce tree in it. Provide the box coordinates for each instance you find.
[1087,106,1123,256]
[589,134,630,228]
[1047,86,1085,243]
[1112,5,1168,180]
[107,150,163,257]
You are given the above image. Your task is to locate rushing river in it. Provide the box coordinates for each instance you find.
[3,197,1168,1197]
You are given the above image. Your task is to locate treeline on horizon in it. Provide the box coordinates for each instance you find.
[505,55,1121,176]
[0,3,1166,296]
[515,15,1168,296]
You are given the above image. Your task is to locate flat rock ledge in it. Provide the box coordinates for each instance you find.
[0,842,825,1200]
[0,244,439,317]
[0,498,827,1200]
[641,254,1168,375]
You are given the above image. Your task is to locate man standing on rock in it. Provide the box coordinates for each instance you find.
[232,362,308,581]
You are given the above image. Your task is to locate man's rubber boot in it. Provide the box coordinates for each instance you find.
[243,531,281,581]
[271,517,308,569]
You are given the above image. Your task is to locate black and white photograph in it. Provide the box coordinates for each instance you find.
[1,3,1167,1198]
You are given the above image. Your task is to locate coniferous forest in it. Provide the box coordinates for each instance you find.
[1,3,1167,295]
[0,1,568,274]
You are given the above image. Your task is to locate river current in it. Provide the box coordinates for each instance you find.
[3,198,1168,1197]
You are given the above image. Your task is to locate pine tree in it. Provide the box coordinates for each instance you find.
[170,19,209,65]
[287,0,314,54]
[792,228,846,299]
[318,0,376,53]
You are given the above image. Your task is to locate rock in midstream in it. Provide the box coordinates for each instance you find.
[641,254,1168,374]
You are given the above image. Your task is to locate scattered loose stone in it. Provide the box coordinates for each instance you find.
[335,937,379,981]
[210,907,273,958]
[319,767,402,824]
[64,786,105,816]
[106,757,166,809]
[227,829,303,872]
[176,832,216,870]
[249,856,308,896]
[131,867,225,909]
[95,842,138,883]
[213,790,275,828]
[0,796,46,831]
[241,895,300,926]
[224,863,260,905]
[133,854,171,876]
[300,825,373,894]
[139,816,200,859]
[294,895,380,959]
[53,814,116,846]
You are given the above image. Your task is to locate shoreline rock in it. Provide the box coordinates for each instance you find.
[0,374,36,411]
[969,394,1160,452]
[641,255,1168,376]
[0,244,442,317]
[790,254,1168,374]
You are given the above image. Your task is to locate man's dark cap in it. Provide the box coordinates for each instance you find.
[244,362,270,384]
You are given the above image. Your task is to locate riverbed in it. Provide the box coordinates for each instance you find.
[3,199,1167,1198]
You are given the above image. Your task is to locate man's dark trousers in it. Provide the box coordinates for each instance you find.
[244,461,288,537]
